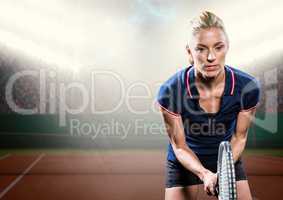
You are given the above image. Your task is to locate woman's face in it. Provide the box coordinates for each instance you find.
[187,27,229,79]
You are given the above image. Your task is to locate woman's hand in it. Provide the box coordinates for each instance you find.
[201,170,218,196]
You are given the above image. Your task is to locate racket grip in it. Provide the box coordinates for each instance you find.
[214,176,219,197]
[214,186,219,197]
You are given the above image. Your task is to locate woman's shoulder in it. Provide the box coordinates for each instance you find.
[227,65,260,88]
[229,65,256,82]
[226,65,261,101]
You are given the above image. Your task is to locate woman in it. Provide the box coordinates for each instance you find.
[157,11,260,200]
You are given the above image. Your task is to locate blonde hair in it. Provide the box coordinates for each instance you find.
[190,11,227,36]
[187,11,229,64]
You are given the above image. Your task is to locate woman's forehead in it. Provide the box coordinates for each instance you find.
[190,27,228,46]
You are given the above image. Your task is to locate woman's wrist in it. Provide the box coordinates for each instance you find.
[198,168,210,181]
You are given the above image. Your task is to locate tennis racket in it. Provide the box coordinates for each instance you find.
[216,141,237,200]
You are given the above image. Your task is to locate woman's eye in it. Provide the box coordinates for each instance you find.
[215,45,224,51]
[195,47,205,52]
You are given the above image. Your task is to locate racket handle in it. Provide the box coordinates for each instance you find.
[214,186,219,197]
[214,175,219,197]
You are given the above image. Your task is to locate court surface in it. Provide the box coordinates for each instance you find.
[0,149,282,200]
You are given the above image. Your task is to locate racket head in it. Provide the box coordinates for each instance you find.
[217,141,237,200]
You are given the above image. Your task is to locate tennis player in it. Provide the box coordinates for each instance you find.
[157,11,260,200]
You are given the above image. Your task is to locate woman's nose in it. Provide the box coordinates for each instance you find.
[207,51,216,62]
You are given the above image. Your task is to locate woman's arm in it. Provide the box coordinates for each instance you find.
[160,107,217,194]
[230,107,257,162]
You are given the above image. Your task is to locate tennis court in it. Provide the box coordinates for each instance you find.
[1,1,283,199]
[0,149,282,200]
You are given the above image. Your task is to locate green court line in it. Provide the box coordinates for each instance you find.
[0,152,8,157]
[243,149,283,157]
[0,148,282,157]
[0,148,167,155]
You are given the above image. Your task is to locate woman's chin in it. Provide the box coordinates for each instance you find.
[203,71,219,79]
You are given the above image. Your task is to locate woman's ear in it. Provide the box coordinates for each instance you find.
[186,45,194,65]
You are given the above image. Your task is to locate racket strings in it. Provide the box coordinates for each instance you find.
[218,142,237,200]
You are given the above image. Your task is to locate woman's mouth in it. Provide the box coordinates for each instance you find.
[204,64,218,71]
